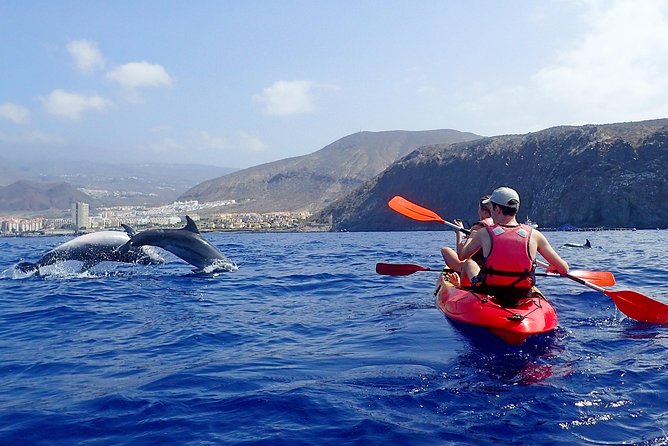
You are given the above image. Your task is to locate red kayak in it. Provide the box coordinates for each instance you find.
[434,273,558,345]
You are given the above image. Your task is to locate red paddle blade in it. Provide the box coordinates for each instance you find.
[388,196,445,224]
[375,263,430,276]
[605,290,668,323]
[570,270,615,287]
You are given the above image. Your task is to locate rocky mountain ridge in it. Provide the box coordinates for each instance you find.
[315,119,668,230]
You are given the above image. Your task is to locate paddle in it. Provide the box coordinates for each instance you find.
[388,195,467,233]
[389,195,615,284]
[376,263,451,276]
[376,262,614,286]
[534,259,615,287]
[564,274,668,324]
[388,195,668,323]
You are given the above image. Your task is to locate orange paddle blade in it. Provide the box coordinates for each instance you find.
[605,290,668,323]
[388,196,445,224]
[569,270,615,287]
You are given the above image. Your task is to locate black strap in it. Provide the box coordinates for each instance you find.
[480,265,536,287]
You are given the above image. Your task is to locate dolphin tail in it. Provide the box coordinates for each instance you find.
[121,223,137,237]
[16,262,39,273]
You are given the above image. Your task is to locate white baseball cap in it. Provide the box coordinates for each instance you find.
[482,187,520,209]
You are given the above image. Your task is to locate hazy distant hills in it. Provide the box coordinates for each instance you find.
[0,159,236,212]
[0,180,93,213]
[177,129,482,212]
[315,119,668,230]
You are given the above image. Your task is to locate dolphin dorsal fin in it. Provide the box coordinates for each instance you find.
[183,216,200,234]
[121,224,137,237]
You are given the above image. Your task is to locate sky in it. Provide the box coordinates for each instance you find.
[2,0,668,169]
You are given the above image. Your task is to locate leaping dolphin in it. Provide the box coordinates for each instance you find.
[117,216,237,273]
[16,225,164,274]
[563,239,592,248]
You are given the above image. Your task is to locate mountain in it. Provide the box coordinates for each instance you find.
[0,159,236,207]
[315,119,668,231]
[0,180,94,213]
[177,129,482,212]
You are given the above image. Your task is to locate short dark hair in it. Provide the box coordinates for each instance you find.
[493,203,518,216]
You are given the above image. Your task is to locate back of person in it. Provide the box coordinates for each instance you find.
[476,223,536,305]
[459,186,569,306]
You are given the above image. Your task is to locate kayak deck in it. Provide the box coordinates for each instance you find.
[434,272,558,345]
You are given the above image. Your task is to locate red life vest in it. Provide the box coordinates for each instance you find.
[480,223,535,289]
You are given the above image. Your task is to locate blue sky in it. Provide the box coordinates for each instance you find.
[2,0,668,168]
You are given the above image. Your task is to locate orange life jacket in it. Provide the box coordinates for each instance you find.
[479,223,536,290]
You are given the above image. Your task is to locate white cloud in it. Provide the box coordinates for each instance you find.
[253,80,318,116]
[106,62,174,89]
[196,130,228,150]
[148,136,181,153]
[237,131,267,152]
[147,130,266,156]
[0,130,66,145]
[534,0,668,123]
[40,89,112,120]
[67,39,105,74]
[0,102,30,124]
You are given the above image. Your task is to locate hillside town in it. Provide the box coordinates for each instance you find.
[0,200,313,236]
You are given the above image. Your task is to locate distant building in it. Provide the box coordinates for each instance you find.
[72,202,90,229]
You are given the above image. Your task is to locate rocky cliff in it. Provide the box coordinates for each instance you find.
[177,129,481,212]
[316,119,668,231]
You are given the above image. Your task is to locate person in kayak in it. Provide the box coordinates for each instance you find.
[440,194,493,275]
[457,187,569,306]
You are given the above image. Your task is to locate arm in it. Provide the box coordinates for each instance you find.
[535,231,569,274]
[453,219,466,258]
[454,220,484,258]
[455,231,465,258]
[459,229,484,261]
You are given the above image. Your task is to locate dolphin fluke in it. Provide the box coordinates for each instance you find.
[16,262,39,273]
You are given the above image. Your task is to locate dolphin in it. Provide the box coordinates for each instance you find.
[563,239,592,248]
[16,225,165,274]
[117,216,237,273]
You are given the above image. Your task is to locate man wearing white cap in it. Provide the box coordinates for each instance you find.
[457,186,569,305]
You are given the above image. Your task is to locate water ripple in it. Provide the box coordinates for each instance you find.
[0,230,667,444]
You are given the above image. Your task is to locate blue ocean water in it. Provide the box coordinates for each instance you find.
[1,230,667,445]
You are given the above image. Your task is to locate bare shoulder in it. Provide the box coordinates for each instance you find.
[532,228,548,243]
[472,226,489,240]
[470,222,485,231]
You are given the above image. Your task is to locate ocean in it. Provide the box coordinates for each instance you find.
[1,230,667,445]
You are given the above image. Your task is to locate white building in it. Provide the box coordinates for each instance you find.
[72,202,90,229]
